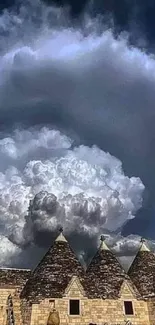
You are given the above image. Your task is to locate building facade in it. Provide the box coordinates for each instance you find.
[0,231,155,325]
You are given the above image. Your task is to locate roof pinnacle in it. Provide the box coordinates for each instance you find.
[100,235,110,251]
[139,237,150,252]
[55,226,67,242]
[59,226,63,233]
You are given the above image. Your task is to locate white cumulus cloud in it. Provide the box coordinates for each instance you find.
[0,126,144,266]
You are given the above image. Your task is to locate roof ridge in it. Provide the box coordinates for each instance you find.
[0,267,31,271]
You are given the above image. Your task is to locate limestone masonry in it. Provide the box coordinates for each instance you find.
[1,231,155,325]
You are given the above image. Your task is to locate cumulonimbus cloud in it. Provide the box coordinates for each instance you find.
[0,0,154,267]
[0,126,144,266]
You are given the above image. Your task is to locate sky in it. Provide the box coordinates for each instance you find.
[0,0,155,269]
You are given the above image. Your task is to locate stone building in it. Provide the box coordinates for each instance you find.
[0,230,155,325]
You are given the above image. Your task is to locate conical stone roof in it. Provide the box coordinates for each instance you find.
[85,236,127,299]
[128,238,155,298]
[21,230,84,302]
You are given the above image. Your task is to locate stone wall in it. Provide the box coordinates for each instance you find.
[147,299,155,325]
[21,298,32,325]
[29,279,150,325]
[0,278,149,325]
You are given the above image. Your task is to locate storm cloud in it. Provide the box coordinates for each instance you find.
[0,0,154,267]
[0,0,155,176]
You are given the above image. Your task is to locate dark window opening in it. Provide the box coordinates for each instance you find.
[69,300,80,315]
[124,301,134,315]
[49,300,55,308]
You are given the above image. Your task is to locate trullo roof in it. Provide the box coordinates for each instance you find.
[20,229,84,302]
[128,238,155,298]
[85,236,127,299]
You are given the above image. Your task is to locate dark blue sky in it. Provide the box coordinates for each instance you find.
[2,0,155,49]
[48,0,155,46]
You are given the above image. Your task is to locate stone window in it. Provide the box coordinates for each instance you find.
[69,300,80,315]
[49,300,55,309]
[124,301,134,315]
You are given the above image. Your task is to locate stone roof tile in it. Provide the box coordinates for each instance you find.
[0,268,31,287]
